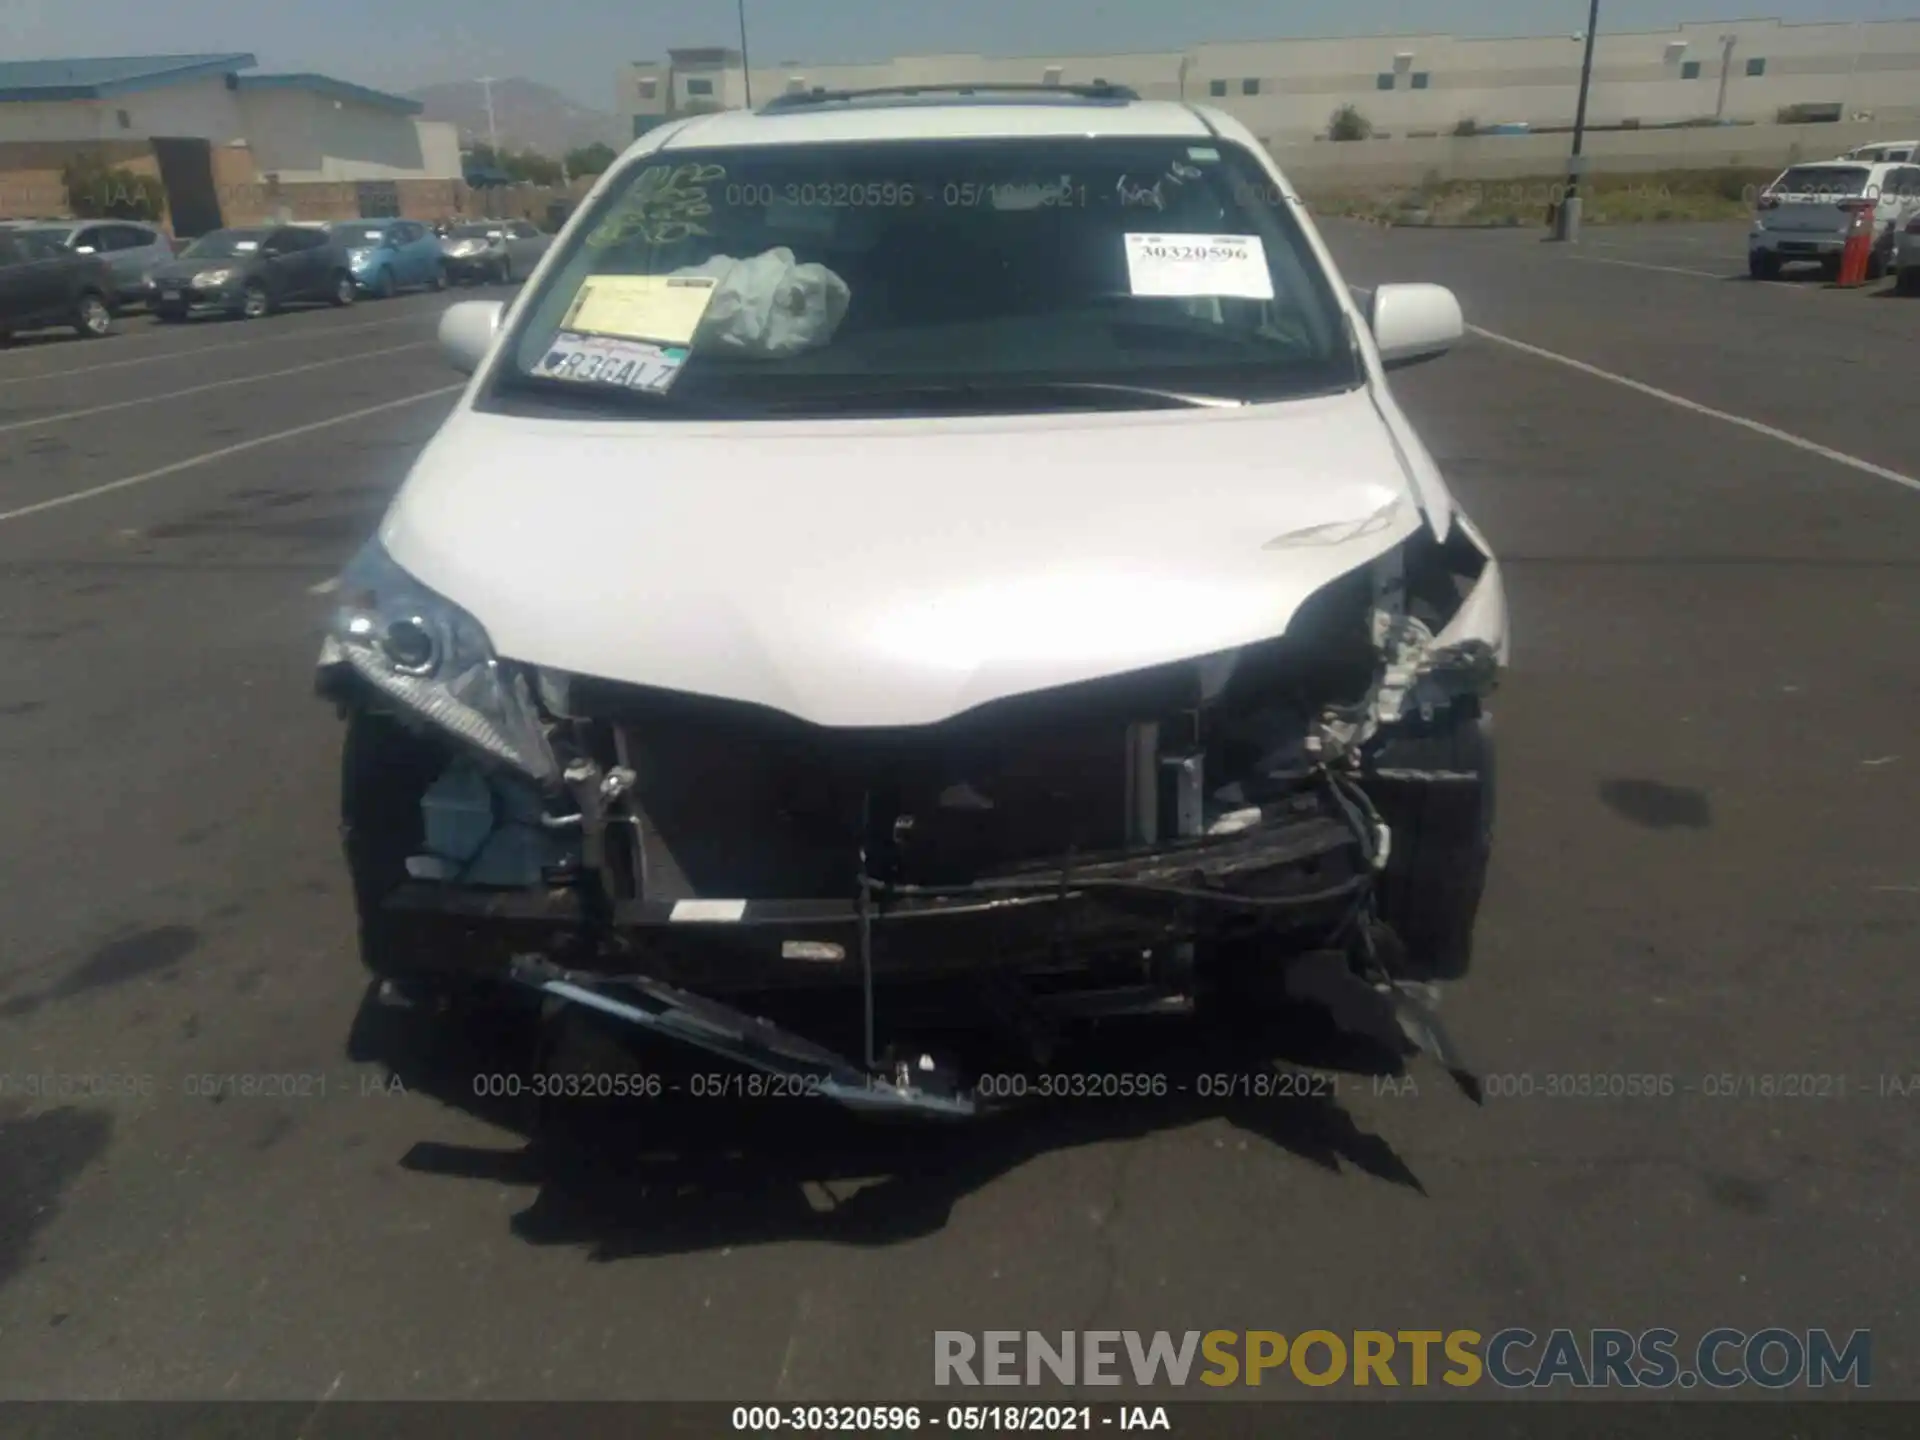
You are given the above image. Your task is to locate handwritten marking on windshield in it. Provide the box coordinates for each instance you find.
[587,163,726,248]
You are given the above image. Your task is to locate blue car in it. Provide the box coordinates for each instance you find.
[326,219,445,298]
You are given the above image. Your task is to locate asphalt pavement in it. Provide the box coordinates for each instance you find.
[0,236,1916,1402]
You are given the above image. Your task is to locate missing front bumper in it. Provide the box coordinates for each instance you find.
[381,804,1366,993]
[380,799,1477,1117]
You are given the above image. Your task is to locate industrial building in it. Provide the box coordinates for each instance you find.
[0,53,462,232]
[621,17,1920,143]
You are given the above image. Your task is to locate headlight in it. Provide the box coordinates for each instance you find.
[348,249,372,265]
[321,539,558,783]
[192,267,237,286]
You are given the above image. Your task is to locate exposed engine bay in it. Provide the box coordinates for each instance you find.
[323,519,1505,1120]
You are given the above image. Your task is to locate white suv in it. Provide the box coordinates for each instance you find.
[1750,159,1920,280]
[319,83,1507,1114]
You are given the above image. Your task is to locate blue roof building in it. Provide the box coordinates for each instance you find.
[0,53,456,194]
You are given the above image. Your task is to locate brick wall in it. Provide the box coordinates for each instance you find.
[0,140,163,221]
[0,167,71,218]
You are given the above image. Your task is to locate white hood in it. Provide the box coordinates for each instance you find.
[381,389,1431,728]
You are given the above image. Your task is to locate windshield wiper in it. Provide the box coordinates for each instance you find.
[762,381,1248,415]
[1016,381,1247,409]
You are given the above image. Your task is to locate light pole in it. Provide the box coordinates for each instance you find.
[478,75,500,154]
[1713,34,1737,123]
[737,0,755,108]
[1555,0,1601,242]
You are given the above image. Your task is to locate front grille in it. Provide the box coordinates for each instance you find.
[567,670,1202,897]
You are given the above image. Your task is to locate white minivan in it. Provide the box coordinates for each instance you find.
[319,83,1507,1114]
[1749,160,1920,280]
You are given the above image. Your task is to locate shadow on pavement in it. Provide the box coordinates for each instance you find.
[346,983,1431,1260]
[0,1104,114,1290]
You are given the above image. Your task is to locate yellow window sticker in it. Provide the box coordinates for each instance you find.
[559,274,720,346]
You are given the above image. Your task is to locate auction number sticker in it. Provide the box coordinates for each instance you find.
[1124,232,1274,299]
[534,329,688,394]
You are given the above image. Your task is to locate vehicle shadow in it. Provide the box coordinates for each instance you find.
[346,983,1434,1260]
[0,330,93,347]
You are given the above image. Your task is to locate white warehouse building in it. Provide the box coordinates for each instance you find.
[620,17,1920,142]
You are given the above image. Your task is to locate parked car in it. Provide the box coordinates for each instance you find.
[328,218,447,298]
[1897,209,1920,294]
[439,219,550,284]
[1839,140,1918,164]
[1749,160,1920,279]
[9,219,173,310]
[0,227,114,340]
[147,225,357,320]
[318,84,1505,1117]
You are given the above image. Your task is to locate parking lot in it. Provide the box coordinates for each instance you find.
[0,227,1916,1401]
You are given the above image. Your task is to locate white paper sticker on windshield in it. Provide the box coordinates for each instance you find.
[1124,233,1274,300]
[560,273,719,346]
[534,330,688,394]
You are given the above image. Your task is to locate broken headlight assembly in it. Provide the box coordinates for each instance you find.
[320,539,558,784]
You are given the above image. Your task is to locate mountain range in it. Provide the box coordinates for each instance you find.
[408,77,626,158]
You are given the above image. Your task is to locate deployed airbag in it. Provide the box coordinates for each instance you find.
[674,247,850,359]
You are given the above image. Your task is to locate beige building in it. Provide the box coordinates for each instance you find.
[0,52,465,230]
[621,17,1920,143]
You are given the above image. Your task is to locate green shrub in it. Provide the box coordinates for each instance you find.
[1328,105,1372,142]
[61,153,166,220]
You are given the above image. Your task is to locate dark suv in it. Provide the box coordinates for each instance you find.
[0,227,115,341]
[148,225,356,321]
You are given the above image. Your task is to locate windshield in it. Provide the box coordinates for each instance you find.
[182,231,266,259]
[451,225,503,239]
[333,225,392,246]
[487,136,1357,417]
[1771,166,1870,198]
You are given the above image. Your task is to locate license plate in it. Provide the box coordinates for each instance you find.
[160,290,180,301]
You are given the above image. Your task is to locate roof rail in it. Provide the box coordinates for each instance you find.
[761,80,1140,112]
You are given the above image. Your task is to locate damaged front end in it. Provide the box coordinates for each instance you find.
[319,522,1505,1118]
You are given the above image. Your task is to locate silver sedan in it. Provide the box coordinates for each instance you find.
[439,219,551,285]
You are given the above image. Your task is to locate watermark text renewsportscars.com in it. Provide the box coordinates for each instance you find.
[934,1328,1872,1389]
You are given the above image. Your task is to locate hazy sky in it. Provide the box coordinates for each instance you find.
[1,1,1905,109]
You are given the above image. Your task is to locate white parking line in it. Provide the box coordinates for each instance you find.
[1347,282,1920,495]
[0,312,442,389]
[0,385,463,525]
[1470,325,1920,495]
[0,340,432,436]
[1562,253,1743,281]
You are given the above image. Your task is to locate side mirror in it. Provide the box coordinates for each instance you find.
[1369,283,1464,369]
[439,299,506,374]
